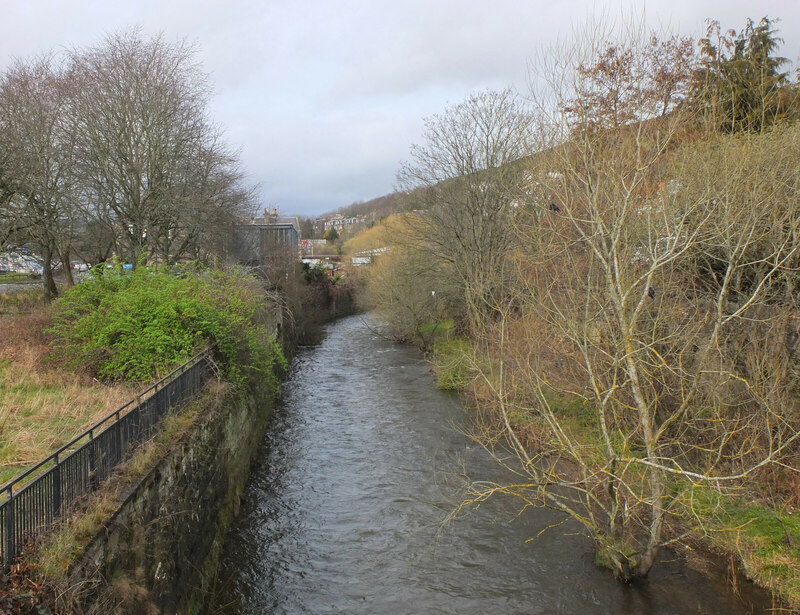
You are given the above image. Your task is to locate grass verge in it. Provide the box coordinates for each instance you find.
[0,274,38,284]
[695,495,800,607]
[0,312,136,485]
[0,289,46,315]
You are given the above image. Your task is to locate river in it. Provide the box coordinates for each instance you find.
[212,315,771,614]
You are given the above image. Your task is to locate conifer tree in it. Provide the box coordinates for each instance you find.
[694,17,796,132]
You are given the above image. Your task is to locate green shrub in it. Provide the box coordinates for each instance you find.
[47,264,286,387]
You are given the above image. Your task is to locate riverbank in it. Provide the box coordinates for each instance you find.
[0,266,287,612]
[36,372,279,614]
[212,315,774,614]
[0,265,364,613]
[423,325,796,611]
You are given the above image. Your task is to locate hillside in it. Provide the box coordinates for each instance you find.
[331,191,411,223]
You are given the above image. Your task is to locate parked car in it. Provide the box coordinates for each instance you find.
[70,261,91,272]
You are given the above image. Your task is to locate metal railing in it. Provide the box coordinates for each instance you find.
[0,349,213,568]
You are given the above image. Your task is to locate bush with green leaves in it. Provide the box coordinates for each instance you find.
[47,264,286,387]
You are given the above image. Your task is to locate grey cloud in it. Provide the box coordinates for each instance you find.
[2,0,799,217]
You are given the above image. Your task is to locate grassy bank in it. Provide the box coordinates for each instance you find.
[0,289,46,315]
[33,381,227,581]
[0,310,135,485]
[0,264,287,484]
[699,496,800,607]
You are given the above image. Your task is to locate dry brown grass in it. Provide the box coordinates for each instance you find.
[0,311,137,485]
[0,288,47,314]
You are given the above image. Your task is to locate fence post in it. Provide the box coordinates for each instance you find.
[134,399,141,444]
[115,410,122,464]
[138,394,147,437]
[88,429,98,491]
[4,486,14,568]
[53,454,61,518]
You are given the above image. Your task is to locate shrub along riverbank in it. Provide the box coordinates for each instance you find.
[47,264,286,386]
[387,314,800,608]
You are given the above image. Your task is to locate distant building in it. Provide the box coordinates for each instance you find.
[350,247,388,266]
[301,239,329,256]
[232,208,300,265]
[315,214,366,235]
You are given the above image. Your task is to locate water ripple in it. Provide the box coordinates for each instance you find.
[212,315,770,615]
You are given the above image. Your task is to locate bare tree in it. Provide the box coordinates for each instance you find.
[397,88,534,334]
[564,26,696,133]
[0,149,22,251]
[152,135,255,263]
[365,239,459,344]
[457,22,800,582]
[0,54,78,298]
[67,29,251,267]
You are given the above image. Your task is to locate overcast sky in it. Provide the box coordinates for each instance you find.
[2,1,799,218]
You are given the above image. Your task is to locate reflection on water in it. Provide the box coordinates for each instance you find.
[212,315,770,614]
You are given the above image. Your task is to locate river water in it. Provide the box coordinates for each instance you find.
[212,315,771,614]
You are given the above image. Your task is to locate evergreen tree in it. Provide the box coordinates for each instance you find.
[694,17,796,132]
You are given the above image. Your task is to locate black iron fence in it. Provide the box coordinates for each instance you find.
[0,350,213,568]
